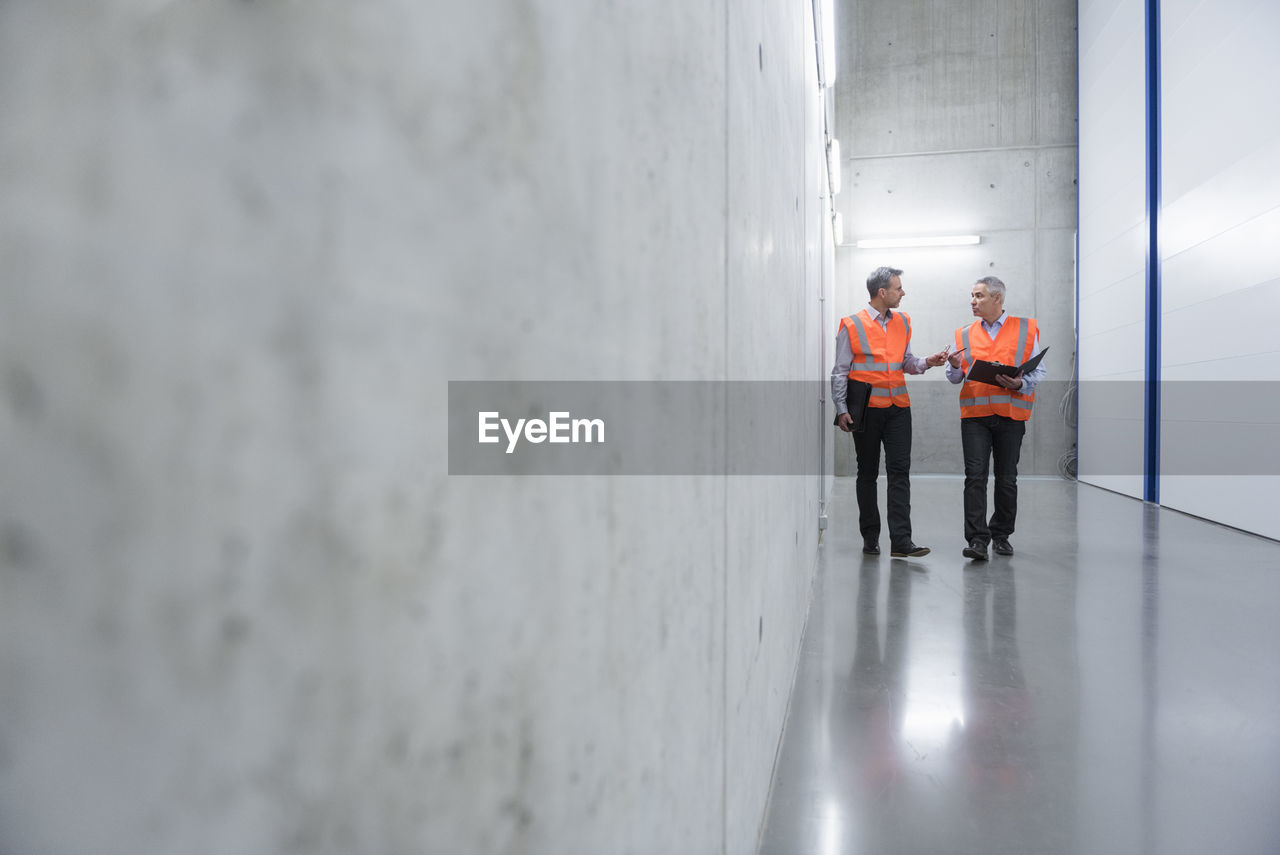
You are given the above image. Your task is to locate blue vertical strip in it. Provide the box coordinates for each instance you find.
[1144,0,1161,504]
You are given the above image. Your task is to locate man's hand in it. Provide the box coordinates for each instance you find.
[925,349,949,368]
[995,372,1025,391]
[837,413,854,433]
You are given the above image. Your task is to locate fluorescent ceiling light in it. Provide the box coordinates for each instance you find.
[853,235,981,249]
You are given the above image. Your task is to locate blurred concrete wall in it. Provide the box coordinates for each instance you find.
[832,0,1079,477]
[0,2,833,853]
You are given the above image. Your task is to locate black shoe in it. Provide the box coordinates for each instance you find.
[862,540,880,555]
[962,539,989,561]
[890,543,930,558]
[992,538,1014,556]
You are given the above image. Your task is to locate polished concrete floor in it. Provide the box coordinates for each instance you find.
[759,476,1280,855]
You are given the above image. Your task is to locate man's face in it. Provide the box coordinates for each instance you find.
[881,275,905,308]
[971,283,1000,319]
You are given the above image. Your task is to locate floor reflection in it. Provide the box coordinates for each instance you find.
[761,477,1280,855]
[959,566,1040,852]
[836,563,910,848]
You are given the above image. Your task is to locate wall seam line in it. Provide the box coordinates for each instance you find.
[721,1,731,853]
[1145,0,1162,503]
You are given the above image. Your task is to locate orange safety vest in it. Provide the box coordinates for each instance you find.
[955,316,1038,421]
[842,309,911,408]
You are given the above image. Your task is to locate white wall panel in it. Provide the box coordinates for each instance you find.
[1160,477,1280,541]
[1158,0,1280,536]
[1077,231,1145,302]
[1161,1,1280,202]
[1077,0,1147,498]
[1078,268,1146,349]
[1161,279,1280,381]
[1161,143,1280,264]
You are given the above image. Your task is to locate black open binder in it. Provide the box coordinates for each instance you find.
[965,347,1048,387]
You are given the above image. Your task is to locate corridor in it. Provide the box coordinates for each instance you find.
[759,476,1280,855]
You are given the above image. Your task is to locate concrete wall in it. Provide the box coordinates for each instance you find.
[832,0,1079,477]
[0,2,832,853]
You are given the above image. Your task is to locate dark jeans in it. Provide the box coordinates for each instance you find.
[853,404,913,551]
[961,415,1026,545]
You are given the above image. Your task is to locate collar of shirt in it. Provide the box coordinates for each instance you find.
[866,304,892,328]
[982,311,1009,336]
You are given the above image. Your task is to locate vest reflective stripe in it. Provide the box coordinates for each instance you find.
[843,310,911,408]
[870,386,910,398]
[848,313,873,359]
[955,316,1038,421]
[958,395,1035,411]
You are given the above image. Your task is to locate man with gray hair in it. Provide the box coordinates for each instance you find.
[945,276,1047,560]
[832,266,949,558]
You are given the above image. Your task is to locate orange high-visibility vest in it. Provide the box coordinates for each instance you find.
[842,309,911,408]
[955,316,1038,421]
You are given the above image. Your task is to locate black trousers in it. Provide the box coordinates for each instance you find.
[852,404,913,551]
[961,415,1026,544]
